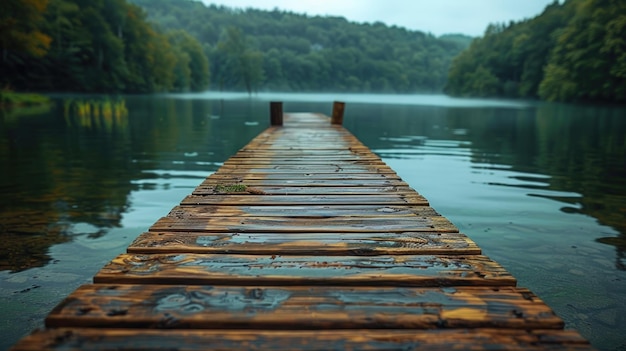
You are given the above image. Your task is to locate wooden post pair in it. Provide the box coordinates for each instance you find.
[270,101,345,126]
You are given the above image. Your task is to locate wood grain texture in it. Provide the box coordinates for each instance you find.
[205,172,403,180]
[128,231,481,256]
[193,185,416,195]
[149,215,457,233]
[45,284,559,330]
[199,178,409,187]
[180,193,428,206]
[233,150,375,157]
[11,328,593,351]
[223,157,385,163]
[94,253,516,286]
[165,204,437,218]
[214,167,397,174]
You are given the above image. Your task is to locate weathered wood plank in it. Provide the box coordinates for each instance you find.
[214,167,397,174]
[129,231,480,255]
[234,150,374,156]
[193,185,416,195]
[199,178,409,187]
[181,194,428,206]
[221,161,388,167]
[10,328,593,351]
[93,253,516,286]
[224,157,384,163]
[239,145,369,151]
[205,173,403,180]
[239,145,372,151]
[166,205,438,218]
[45,285,559,330]
[149,215,457,233]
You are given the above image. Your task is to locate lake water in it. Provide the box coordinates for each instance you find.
[1,92,625,350]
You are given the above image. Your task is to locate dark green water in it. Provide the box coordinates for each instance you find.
[1,93,625,350]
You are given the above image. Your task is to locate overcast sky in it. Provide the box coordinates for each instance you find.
[200,0,558,37]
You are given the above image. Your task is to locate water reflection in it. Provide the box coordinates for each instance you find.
[1,98,131,271]
[0,96,266,272]
[354,101,626,271]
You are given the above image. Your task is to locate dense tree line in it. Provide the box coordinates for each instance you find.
[445,0,626,103]
[129,0,471,93]
[0,0,209,93]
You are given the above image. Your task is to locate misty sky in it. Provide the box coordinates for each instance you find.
[201,0,558,37]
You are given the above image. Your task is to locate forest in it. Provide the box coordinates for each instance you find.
[445,0,626,103]
[0,0,470,94]
[0,0,209,93]
[128,0,471,93]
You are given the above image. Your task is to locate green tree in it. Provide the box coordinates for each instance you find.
[168,30,209,91]
[539,0,626,102]
[216,27,264,94]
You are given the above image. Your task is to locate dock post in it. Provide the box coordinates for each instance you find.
[331,101,345,125]
[270,101,283,126]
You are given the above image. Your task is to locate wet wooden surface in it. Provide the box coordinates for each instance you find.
[93,253,515,286]
[45,285,560,329]
[129,231,481,255]
[11,112,593,350]
[14,329,592,351]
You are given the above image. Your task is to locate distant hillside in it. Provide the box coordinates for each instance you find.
[129,0,472,93]
[445,0,626,103]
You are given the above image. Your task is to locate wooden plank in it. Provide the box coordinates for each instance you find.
[180,194,428,206]
[249,143,364,147]
[234,150,374,156]
[193,185,415,195]
[205,173,403,180]
[45,285,559,329]
[221,161,388,167]
[11,328,593,351]
[199,178,409,187]
[165,205,438,218]
[129,231,481,255]
[213,166,397,174]
[248,136,357,142]
[149,215,457,233]
[221,161,387,167]
[240,146,372,151]
[225,156,383,162]
[93,253,516,286]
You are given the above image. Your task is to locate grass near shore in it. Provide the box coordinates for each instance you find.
[0,91,51,108]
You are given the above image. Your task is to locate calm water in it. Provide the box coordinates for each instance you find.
[1,93,625,350]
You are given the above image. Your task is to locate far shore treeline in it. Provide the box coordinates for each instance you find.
[1,0,624,103]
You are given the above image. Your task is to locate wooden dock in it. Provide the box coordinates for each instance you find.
[12,105,593,350]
